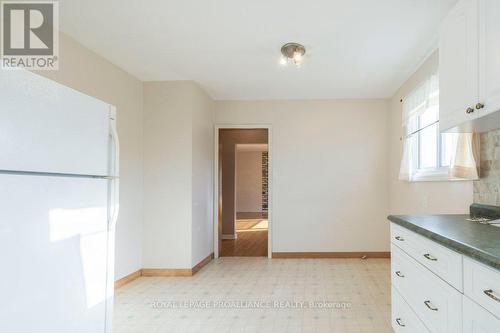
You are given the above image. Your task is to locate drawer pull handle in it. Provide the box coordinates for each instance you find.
[395,236,404,241]
[424,300,438,311]
[423,253,437,261]
[395,271,405,278]
[483,289,500,302]
[395,318,406,327]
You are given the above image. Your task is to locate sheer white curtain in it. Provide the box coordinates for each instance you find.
[399,75,438,181]
[449,133,480,179]
[399,135,417,181]
[399,74,479,181]
[401,75,439,128]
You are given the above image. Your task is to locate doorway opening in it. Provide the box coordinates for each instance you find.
[214,127,271,258]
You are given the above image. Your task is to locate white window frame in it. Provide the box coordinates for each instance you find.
[410,116,450,182]
[410,130,466,182]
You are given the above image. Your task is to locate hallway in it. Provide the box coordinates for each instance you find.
[218,130,269,257]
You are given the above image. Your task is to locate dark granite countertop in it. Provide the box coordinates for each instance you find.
[387,214,500,270]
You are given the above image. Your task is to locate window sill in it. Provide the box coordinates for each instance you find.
[411,176,469,182]
[410,168,470,182]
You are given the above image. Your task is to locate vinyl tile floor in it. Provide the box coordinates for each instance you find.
[113,258,392,333]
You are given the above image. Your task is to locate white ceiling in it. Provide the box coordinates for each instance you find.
[59,0,456,100]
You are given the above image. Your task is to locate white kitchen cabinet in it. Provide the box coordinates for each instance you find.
[392,286,430,333]
[391,223,463,291]
[439,0,500,133]
[464,258,500,318]
[391,244,462,333]
[478,0,500,119]
[390,222,500,333]
[463,296,500,333]
[439,0,479,132]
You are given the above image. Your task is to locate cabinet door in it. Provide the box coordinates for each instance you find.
[478,0,500,117]
[439,0,479,131]
[463,257,500,319]
[463,296,500,333]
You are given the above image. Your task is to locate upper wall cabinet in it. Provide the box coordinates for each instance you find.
[439,0,500,133]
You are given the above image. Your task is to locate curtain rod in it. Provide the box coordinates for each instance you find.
[401,119,439,140]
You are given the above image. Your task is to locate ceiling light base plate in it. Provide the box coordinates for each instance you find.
[280,42,306,58]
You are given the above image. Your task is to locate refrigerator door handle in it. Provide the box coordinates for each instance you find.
[109,108,120,230]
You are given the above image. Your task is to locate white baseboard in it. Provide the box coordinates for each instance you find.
[222,234,237,240]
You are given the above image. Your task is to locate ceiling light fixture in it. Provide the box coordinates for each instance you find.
[280,42,306,68]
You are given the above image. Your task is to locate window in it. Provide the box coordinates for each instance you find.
[407,100,458,180]
[400,74,480,182]
[400,74,459,181]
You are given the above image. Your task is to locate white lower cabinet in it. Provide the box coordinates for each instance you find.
[392,245,462,333]
[392,287,430,333]
[464,257,500,318]
[391,223,463,291]
[390,222,500,333]
[463,296,500,333]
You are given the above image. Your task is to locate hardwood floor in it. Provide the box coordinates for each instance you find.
[235,212,268,219]
[220,216,268,257]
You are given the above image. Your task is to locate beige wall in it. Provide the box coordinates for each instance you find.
[191,84,216,266]
[34,32,474,273]
[36,33,143,280]
[216,100,390,252]
[219,129,268,236]
[142,81,214,269]
[388,50,473,214]
[236,150,264,213]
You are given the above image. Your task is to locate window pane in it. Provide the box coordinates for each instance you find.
[418,123,438,169]
[440,133,458,167]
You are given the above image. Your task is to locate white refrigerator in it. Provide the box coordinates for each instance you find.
[0,70,119,333]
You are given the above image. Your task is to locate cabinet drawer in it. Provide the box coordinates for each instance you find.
[391,222,463,291]
[391,244,462,333]
[391,244,417,299]
[392,286,430,333]
[463,296,500,333]
[464,257,500,318]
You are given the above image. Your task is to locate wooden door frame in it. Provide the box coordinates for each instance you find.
[213,124,273,258]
